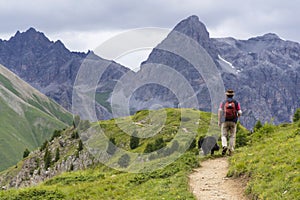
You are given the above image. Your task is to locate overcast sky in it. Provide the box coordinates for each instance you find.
[0,0,299,69]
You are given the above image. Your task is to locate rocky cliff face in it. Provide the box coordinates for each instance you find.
[0,28,129,119]
[134,15,300,129]
[213,33,300,127]
[0,17,299,129]
[0,125,94,189]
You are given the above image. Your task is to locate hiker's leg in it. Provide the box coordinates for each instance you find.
[229,122,237,151]
[221,123,228,148]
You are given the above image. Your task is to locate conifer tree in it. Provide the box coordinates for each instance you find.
[23,148,30,158]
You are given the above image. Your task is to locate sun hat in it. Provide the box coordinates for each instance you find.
[225,89,235,96]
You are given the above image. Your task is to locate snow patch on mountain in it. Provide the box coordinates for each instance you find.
[217,55,240,74]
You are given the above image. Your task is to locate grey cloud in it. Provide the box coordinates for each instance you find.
[0,0,299,42]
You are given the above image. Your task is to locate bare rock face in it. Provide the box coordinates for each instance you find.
[0,16,299,129]
[0,127,95,189]
[133,16,300,129]
[0,28,129,120]
[213,33,300,128]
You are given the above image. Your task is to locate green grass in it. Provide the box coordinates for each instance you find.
[0,74,20,96]
[0,151,199,200]
[0,73,72,171]
[0,108,218,199]
[1,99,299,200]
[228,122,300,200]
[4,105,298,199]
[0,96,69,171]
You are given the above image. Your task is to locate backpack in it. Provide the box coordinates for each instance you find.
[223,99,238,121]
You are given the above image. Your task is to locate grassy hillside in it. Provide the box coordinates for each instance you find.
[0,108,217,199]
[228,121,300,199]
[2,106,298,199]
[0,65,72,171]
[0,152,200,200]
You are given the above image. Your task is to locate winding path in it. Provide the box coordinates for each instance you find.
[189,157,248,200]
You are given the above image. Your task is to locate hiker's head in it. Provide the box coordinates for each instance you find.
[225,89,234,98]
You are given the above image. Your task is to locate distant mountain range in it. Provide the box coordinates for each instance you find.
[0,28,129,120]
[0,15,299,129]
[136,15,300,128]
[0,64,72,171]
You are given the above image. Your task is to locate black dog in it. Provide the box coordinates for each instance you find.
[198,136,220,155]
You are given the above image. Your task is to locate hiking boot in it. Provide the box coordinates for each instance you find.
[222,146,227,155]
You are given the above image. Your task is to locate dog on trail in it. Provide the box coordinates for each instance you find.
[198,136,220,155]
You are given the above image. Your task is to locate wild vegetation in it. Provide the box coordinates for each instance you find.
[0,108,215,199]
[0,108,299,199]
[228,119,300,199]
[0,65,72,171]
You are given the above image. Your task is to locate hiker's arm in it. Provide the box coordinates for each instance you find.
[237,103,242,117]
[218,108,222,127]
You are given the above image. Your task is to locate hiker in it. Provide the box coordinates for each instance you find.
[218,89,242,156]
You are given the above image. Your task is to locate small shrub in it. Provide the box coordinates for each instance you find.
[78,140,83,152]
[23,148,30,158]
[253,120,263,132]
[144,143,154,153]
[154,138,165,150]
[50,130,62,141]
[293,108,300,122]
[16,189,65,200]
[40,140,48,151]
[75,150,79,159]
[71,131,79,139]
[144,138,166,153]
[54,148,60,162]
[129,131,139,149]
[73,115,81,128]
[236,122,250,148]
[251,122,275,142]
[69,163,74,171]
[44,147,52,170]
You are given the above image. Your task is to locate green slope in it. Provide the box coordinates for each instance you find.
[0,108,217,199]
[228,121,300,199]
[0,65,72,171]
[1,108,299,199]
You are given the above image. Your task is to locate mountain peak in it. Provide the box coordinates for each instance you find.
[261,33,281,40]
[11,27,50,43]
[171,15,218,60]
[26,27,38,33]
[173,15,209,40]
[13,27,40,37]
[185,15,200,23]
[250,33,281,42]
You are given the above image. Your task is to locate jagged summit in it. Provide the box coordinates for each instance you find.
[249,33,281,41]
[261,33,280,39]
[170,15,219,60]
[173,15,210,42]
[11,27,50,43]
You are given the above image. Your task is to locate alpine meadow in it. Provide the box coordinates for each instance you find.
[0,12,299,200]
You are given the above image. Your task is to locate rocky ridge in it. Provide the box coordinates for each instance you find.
[0,16,299,129]
[0,124,94,189]
[0,28,129,120]
[134,15,300,129]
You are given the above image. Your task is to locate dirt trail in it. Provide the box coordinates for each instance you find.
[189,157,248,200]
